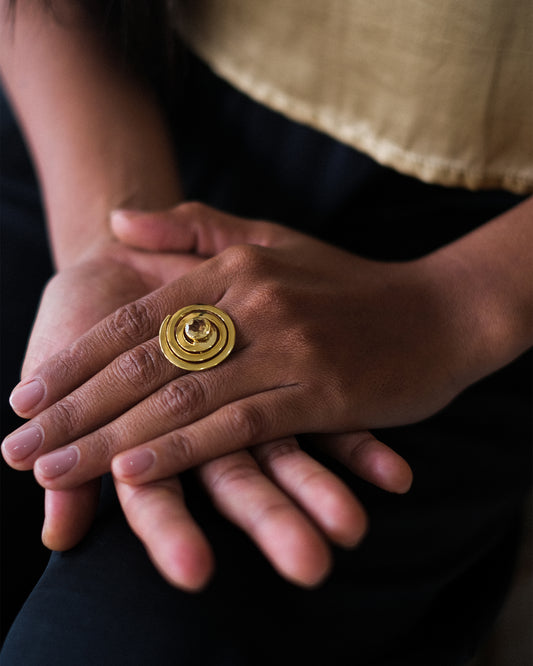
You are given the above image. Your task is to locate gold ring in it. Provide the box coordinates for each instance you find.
[159,305,236,371]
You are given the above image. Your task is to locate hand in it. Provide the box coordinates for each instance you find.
[110,208,412,498]
[7,210,411,590]
[109,210,413,588]
[4,203,452,491]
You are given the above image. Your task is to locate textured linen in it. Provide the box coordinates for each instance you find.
[176,0,533,193]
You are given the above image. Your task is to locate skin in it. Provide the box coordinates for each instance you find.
[5,201,532,492]
[1,0,413,590]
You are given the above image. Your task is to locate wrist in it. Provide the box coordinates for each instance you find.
[419,234,532,394]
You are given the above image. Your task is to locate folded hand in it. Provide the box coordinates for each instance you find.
[4,203,417,588]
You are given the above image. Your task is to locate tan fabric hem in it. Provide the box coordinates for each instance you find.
[187,40,533,196]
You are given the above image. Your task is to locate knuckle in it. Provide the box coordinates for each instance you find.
[242,278,303,339]
[47,348,81,385]
[84,427,117,463]
[115,343,160,389]
[347,432,377,463]
[224,401,266,443]
[50,395,84,434]
[253,499,292,532]
[209,459,259,494]
[106,300,154,345]
[174,200,209,219]
[254,438,300,467]
[219,243,269,277]
[245,278,284,313]
[166,430,196,469]
[157,375,207,420]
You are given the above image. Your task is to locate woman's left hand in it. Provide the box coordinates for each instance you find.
[4,202,455,494]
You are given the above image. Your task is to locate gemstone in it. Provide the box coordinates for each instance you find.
[184,317,212,342]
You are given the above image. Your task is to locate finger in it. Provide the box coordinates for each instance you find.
[114,475,214,591]
[197,449,331,587]
[110,385,310,487]
[7,256,226,421]
[41,481,100,551]
[7,251,287,470]
[314,431,413,494]
[252,438,368,548]
[111,202,290,255]
[3,337,180,470]
[9,335,273,485]
[30,376,303,490]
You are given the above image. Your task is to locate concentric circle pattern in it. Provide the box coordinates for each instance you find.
[159,305,236,370]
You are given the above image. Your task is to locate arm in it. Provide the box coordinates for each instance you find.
[0,0,181,269]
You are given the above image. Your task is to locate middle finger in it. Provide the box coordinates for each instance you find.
[28,345,291,488]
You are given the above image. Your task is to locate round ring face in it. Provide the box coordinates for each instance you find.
[159,305,236,371]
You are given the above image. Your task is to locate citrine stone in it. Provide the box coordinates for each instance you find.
[184,317,212,342]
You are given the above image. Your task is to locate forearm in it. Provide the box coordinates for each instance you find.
[0,0,181,269]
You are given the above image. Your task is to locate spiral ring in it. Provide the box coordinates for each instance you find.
[159,305,236,371]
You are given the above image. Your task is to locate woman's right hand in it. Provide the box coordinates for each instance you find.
[7,204,466,487]
[113,430,402,590]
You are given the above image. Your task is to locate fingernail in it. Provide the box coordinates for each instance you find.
[9,379,45,414]
[115,448,155,478]
[36,446,79,479]
[2,425,44,461]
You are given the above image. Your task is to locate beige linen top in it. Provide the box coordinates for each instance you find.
[176,0,533,194]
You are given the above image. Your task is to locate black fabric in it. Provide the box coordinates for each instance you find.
[0,91,53,640]
[1,53,531,665]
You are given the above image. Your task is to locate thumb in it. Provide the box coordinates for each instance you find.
[111,202,290,256]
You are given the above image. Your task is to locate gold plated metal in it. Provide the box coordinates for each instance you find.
[159,305,236,371]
